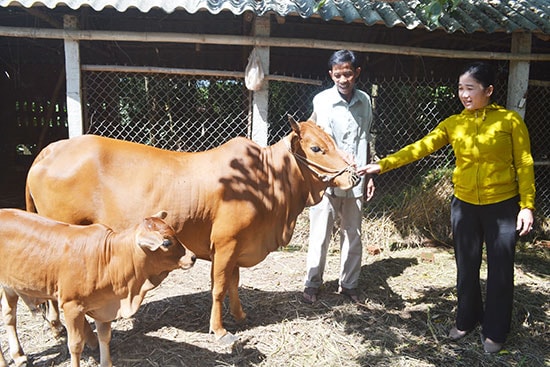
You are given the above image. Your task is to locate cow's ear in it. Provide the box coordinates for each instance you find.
[151,210,168,220]
[288,114,301,137]
[308,111,317,122]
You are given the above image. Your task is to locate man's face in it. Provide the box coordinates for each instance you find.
[329,62,360,100]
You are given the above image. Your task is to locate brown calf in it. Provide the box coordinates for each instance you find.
[0,209,196,367]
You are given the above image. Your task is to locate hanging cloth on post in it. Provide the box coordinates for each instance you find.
[245,48,265,91]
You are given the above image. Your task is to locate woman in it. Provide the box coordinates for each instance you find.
[357,62,535,353]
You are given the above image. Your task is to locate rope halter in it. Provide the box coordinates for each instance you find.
[284,138,360,187]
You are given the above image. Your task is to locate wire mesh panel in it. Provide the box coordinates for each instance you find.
[363,78,459,216]
[525,85,550,217]
[84,72,249,152]
[267,80,326,144]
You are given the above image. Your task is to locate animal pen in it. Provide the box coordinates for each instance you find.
[0,4,549,367]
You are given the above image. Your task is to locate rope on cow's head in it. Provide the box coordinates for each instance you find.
[284,138,360,187]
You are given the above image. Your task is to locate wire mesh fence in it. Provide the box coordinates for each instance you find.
[85,73,250,151]
[82,70,549,243]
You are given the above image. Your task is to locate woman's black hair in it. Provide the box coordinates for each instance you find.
[328,50,360,69]
[460,62,495,88]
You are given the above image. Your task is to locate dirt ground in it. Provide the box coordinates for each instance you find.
[0,242,548,367]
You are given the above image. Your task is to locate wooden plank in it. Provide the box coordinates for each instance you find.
[506,33,532,118]
[81,64,322,85]
[63,15,83,138]
[250,16,270,147]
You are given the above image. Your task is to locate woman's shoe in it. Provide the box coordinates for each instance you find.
[481,335,503,353]
[448,326,469,340]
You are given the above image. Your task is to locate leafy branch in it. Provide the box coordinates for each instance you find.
[418,0,462,26]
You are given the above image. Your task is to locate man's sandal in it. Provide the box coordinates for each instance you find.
[339,287,360,303]
[302,287,318,304]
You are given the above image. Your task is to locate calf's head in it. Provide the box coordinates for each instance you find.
[136,211,196,270]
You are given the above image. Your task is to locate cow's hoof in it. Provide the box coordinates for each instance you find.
[50,321,66,339]
[217,332,240,346]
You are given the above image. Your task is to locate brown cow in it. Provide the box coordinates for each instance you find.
[0,209,196,367]
[25,117,358,344]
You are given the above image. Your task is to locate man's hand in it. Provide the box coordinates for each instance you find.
[364,176,375,201]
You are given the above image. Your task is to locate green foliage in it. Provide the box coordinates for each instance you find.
[418,0,462,26]
[313,0,328,13]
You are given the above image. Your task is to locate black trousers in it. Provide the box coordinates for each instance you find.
[450,196,519,343]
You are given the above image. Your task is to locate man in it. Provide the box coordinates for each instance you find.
[303,49,375,304]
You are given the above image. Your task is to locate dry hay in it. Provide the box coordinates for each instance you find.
[390,168,454,248]
[0,238,548,367]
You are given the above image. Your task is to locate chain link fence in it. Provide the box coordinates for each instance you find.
[525,84,550,231]
[85,73,249,151]
[82,70,549,244]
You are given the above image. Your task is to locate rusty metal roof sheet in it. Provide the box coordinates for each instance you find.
[1,0,549,34]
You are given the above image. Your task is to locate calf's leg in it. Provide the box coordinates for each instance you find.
[84,317,99,350]
[95,320,113,367]
[62,303,88,367]
[0,288,27,366]
[42,300,65,338]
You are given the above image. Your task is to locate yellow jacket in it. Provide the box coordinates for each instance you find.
[378,103,536,210]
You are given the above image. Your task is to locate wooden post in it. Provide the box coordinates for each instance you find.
[250,16,270,147]
[64,15,83,137]
[506,32,531,119]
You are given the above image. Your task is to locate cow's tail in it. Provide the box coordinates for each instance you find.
[25,183,37,213]
[25,145,50,213]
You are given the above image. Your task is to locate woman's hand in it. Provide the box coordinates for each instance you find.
[516,208,534,236]
[357,163,381,176]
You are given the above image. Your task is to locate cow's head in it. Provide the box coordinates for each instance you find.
[287,115,360,193]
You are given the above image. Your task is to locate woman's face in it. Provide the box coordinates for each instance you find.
[458,72,493,111]
[329,62,360,101]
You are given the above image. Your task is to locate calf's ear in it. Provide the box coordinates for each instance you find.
[136,231,164,251]
[151,210,168,219]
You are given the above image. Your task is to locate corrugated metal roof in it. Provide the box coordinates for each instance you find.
[1,0,549,34]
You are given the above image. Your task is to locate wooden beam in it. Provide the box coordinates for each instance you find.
[506,33,531,118]
[0,26,548,62]
[63,15,83,138]
[81,64,322,85]
[250,16,270,147]
[23,8,62,29]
